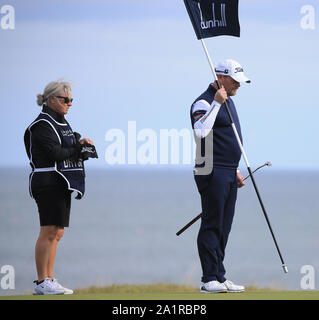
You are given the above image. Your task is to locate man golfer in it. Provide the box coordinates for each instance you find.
[190,59,250,293]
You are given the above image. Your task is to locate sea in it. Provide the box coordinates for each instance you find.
[0,166,318,295]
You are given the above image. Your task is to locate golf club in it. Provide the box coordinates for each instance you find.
[176,162,272,236]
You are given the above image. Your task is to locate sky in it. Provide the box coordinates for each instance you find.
[0,0,318,169]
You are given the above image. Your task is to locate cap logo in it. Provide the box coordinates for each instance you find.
[234,67,243,73]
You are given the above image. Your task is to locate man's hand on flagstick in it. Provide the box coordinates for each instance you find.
[214,86,228,104]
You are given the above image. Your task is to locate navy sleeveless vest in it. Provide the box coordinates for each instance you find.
[25,111,85,199]
[190,84,243,175]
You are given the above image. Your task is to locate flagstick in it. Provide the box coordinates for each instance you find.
[200,39,288,274]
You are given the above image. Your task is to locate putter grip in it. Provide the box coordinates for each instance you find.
[176,213,202,236]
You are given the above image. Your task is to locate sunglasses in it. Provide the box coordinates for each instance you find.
[56,96,73,104]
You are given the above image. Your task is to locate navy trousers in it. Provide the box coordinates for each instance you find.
[195,167,238,283]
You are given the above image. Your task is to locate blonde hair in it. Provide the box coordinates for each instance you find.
[37,80,72,106]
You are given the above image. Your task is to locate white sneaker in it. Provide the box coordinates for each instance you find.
[33,278,65,295]
[223,280,245,293]
[52,278,74,295]
[200,280,227,293]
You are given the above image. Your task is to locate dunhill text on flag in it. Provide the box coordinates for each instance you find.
[183,0,240,39]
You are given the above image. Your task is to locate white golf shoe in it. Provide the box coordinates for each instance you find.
[33,278,65,295]
[223,280,245,293]
[200,280,227,293]
[52,278,74,295]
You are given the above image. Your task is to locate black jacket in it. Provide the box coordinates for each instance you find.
[24,105,81,192]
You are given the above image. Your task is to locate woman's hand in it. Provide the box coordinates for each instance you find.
[79,138,94,145]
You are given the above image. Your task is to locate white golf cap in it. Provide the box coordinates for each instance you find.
[215,59,251,83]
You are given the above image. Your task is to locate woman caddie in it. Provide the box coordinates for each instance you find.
[24,80,97,295]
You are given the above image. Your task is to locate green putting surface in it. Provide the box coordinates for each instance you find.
[2,291,319,300]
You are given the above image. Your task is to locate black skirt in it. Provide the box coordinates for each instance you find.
[33,187,72,227]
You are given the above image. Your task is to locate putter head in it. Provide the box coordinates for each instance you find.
[282,264,288,273]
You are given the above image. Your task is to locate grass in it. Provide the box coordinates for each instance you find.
[1,283,319,300]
